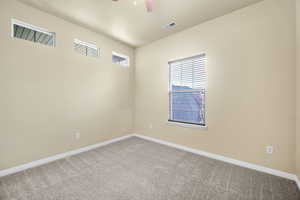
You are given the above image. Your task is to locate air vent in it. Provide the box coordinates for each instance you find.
[165,22,176,29]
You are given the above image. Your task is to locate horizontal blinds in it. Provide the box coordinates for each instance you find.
[13,24,55,46]
[74,39,99,57]
[87,47,99,57]
[170,55,206,91]
[74,42,87,56]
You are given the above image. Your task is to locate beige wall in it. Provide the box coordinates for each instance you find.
[296,0,300,179]
[0,0,298,175]
[134,0,296,173]
[0,0,134,170]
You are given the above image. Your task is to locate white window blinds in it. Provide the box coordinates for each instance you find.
[74,39,99,57]
[12,19,55,47]
[169,54,206,126]
[169,54,206,90]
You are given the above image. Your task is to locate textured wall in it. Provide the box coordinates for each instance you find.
[0,0,134,170]
[134,0,296,173]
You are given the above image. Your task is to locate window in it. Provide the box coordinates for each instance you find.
[74,39,99,57]
[112,52,130,67]
[11,19,55,47]
[169,54,206,126]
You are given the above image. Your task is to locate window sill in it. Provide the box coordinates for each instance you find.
[166,121,208,130]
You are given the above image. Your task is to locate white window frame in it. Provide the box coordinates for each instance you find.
[112,51,130,67]
[168,54,207,128]
[11,19,56,47]
[74,39,100,57]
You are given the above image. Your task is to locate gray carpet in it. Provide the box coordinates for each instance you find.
[0,136,299,200]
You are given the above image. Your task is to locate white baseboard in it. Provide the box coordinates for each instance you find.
[133,133,299,187]
[1,133,299,191]
[0,134,134,177]
[295,176,300,190]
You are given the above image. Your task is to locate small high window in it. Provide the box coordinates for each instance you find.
[112,52,129,67]
[74,39,99,57]
[11,19,55,47]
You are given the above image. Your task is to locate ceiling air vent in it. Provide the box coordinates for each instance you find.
[165,22,176,29]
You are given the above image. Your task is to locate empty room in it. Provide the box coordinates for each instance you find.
[1,0,300,199]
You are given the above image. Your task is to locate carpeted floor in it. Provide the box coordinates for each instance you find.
[0,136,299,200]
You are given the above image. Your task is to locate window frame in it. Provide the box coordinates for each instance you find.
[74,39,100,57]
[112,51,130,67]
[11,19,56,47]
[168,54,207,127]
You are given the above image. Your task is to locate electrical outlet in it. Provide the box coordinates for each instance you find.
[266,146,273,154]
[75,132,80,140]
[149,123,153,129]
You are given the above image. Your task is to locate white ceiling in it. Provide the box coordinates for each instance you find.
[18,0,263,47]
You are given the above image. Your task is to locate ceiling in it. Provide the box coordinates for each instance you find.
[18,0,263,48]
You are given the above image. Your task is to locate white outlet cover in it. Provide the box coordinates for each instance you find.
[75,132,80,140]
[266,146,273,154]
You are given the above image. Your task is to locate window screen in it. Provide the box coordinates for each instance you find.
[169,54,206,126]
[74,39,99,57]
[12,19,55,47]
[112,52,129,67]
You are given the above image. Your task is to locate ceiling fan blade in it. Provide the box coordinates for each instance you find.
[145,0,154,12]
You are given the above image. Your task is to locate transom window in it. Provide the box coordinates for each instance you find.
[168,54,206,126]
[11,19,55,47]
[112,52,130,67]
[74,39,99,57]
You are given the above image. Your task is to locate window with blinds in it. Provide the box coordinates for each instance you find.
[74,39,99,57]
[169,54,206,126]
[12,19,55,47]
